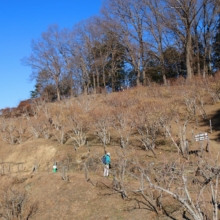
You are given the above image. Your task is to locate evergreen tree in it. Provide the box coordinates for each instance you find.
[30,83,41,99]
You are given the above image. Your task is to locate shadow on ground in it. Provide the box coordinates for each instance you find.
[201,109,220,141]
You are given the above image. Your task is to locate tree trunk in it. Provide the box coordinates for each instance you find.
[55,77,61,101]
[195,32,201,76]
[136,69,141,86]
[83,83,88,95]
[186,28,193,80]
[111,71,115,92]
[69,72,74,98]
[96,68,100,94]
[102,66,106,89]
[161,56,167,85]
[92,71,96,94]
[208,45,212,74]
[203,46,207,78]
[143,70,147,86]
[162,69,167,86]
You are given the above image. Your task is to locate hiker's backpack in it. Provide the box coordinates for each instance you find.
[102,155,107,164]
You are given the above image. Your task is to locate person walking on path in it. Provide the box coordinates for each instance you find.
[103,152,111,177]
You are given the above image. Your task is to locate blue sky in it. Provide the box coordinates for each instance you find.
[0,0,102,110]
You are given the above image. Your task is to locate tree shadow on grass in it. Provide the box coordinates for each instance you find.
[125,198,178,220]
[97,181,179,220]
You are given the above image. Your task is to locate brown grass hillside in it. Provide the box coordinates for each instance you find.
[0,77,220,220]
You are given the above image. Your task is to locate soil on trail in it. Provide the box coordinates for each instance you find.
[0,163,153,220]
[0,139,156,220]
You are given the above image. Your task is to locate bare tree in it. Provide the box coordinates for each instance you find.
[67,106,88,149]
[112,108,134,149]
[145,157,220,220]
[200,0,220,77]
[144,0,171,85]
[134,103,161,158]
[0,188,38,220]
[27,114,49,139]
[15,116,29,144]
[115,152,220,220]
[75,18,112,93]
[75,94,95,113]
[73,21,97,95]
[1,118,17,145]
[50,104,68,145]
[22,25,66,101]
[204,75,220,104]
[91,106,112,153]
[54,28,77,98]
[162,0,207,80]
[102,0,151,86]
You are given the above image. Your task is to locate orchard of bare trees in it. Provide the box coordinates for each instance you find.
[1,75,220,219]
[19,0,220,101]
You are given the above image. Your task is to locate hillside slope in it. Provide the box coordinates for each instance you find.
[0,82,220,219]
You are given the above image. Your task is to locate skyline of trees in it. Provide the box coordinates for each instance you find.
[21,0,220,101]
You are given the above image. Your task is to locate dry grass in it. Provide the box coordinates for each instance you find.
[0,79,220,219]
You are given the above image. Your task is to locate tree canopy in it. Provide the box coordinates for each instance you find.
[22,0,220,99]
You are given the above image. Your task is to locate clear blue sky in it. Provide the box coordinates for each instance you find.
[0,0,103,110]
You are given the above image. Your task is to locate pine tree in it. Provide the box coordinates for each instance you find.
[30,83,41,99]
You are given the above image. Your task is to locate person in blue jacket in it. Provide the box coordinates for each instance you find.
[104,152,111,177]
